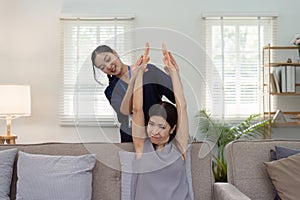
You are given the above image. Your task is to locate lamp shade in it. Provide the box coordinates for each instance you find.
[0,85,31,117]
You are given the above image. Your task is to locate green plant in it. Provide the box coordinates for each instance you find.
[194,109,270,182]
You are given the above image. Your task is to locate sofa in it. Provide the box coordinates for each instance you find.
[213,139,300,200]
[0,141,214,200]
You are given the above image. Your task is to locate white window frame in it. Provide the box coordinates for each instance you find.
[60,16,134,126]
[202,14,278,121]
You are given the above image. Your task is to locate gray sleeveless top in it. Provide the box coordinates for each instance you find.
[131,139,193,200]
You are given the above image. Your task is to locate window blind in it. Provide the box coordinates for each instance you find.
[60,18,134,126]
[203,16,277,120]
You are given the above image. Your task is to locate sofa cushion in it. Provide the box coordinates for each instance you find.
[270,148,277,160]
[0,148,17,200]
[274,146,300,160]
[269,146,300,200]
[119,146,194,200]
[16,151,96,200]
[119,151,135,200]
[264,153,300,200]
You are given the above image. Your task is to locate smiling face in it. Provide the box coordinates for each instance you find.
[147,115,174,149]
[93,51,123,76]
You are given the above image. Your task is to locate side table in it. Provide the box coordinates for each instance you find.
[0,135,17,144]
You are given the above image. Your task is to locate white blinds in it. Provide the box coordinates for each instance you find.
[60,18,134,126]
[203,16,277,120]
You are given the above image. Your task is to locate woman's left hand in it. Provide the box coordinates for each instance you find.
[162,43,178,74]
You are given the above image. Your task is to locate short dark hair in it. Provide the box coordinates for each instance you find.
[148,101,178,142]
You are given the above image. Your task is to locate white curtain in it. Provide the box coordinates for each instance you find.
[203,15,278,120]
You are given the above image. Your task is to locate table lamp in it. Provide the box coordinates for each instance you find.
[0,85,31,144]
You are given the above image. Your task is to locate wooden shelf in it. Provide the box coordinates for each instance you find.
[273,121,300,125]
[264,112,300,127]
[264,111,300,115]
[264,63,300,67]
[263,45,300,50]
[270,92,300,96]
[263,44,300,138]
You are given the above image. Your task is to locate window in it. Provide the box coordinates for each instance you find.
[203,15,277,120]
[60,17,134,126]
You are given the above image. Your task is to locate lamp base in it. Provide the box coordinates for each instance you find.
[0,135,17,144]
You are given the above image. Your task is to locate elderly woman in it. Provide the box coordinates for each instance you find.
[129,43,193,200]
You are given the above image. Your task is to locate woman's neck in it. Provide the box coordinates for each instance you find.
[153,143,165,151]
[118,64,131,83]
[156,145,164,151]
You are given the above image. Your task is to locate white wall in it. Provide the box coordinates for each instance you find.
[0,0,299,143]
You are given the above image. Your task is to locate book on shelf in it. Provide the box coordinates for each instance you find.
[272,109,287,123]
[286,65,296,92]
[270,72,280,93]
[281,66,287,93]
[273,67,282,93]
[270,73,277,93]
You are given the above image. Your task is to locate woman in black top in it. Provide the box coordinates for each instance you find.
[91,43,175,142]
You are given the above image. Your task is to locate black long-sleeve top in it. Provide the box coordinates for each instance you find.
[104,64,175,142]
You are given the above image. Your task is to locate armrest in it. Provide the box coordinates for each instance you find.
[214,183,251,200]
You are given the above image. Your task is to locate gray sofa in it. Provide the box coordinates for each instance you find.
[0,142,214,200]
[214,139,300,200]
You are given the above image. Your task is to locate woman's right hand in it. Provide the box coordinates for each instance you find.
[132,42,150,70]
[142,42,150,66]
[131,43,150,81]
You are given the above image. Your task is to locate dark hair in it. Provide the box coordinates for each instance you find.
[148,101,178,142]
[91,45,116,84]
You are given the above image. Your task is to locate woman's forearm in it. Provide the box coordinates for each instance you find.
[169,71,189,158]
[120,78,135,115]
[120,54,144,115]
[132,69,146,156]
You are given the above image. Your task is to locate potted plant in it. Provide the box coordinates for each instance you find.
[193,109,270,182]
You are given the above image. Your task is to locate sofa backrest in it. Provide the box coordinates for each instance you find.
[226,139,300,200]
[0,142,213,200]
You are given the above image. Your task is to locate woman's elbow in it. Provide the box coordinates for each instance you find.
[178,100,187,111]
[120,106,130,115]
[132,103,144,114]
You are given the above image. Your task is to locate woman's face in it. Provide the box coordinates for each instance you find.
[147,115,173,147]
[93,52,122,76]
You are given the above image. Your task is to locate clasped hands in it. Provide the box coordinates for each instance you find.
[132,42,179,77]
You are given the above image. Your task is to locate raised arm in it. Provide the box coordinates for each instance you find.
[120,55,143,115]
[120,44,150,115]
[132,43,150,158]
[162,43,189,158]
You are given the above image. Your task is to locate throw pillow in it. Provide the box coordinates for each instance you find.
[269,146,300,200]
[119,145,193,200]
[264,153,300,200]
[0,148,18,200]
[269,147,277,160]
[16,151,96,200]
[275,146,300,160]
